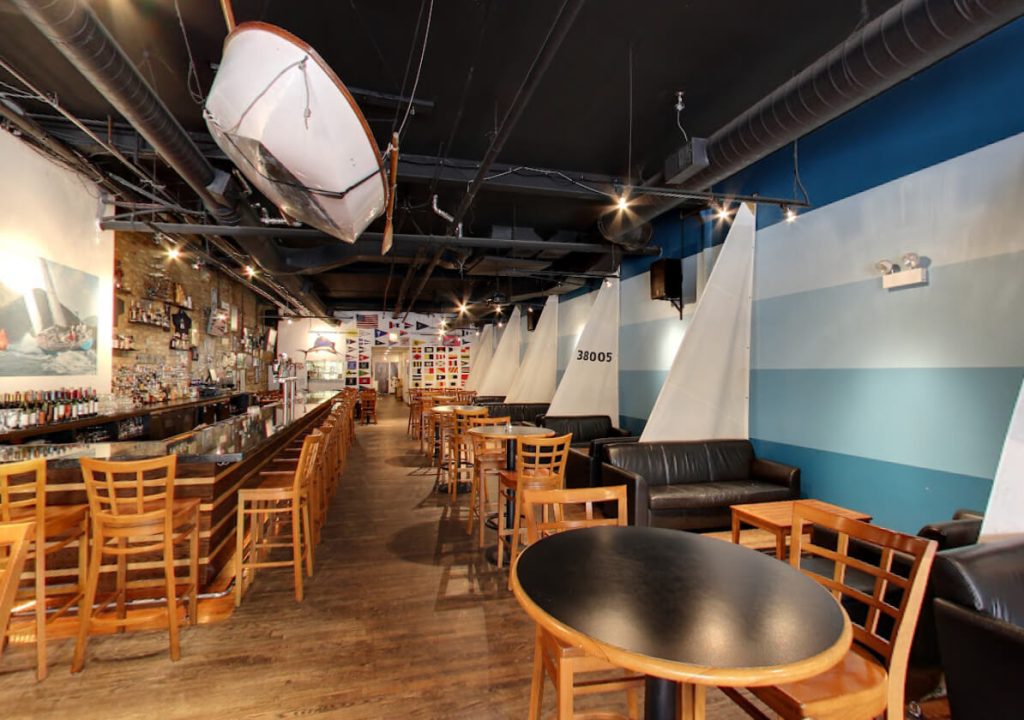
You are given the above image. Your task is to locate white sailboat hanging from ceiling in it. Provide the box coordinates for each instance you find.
[476,307,522,398]
[205,22,392,246]
[464,324,495,392]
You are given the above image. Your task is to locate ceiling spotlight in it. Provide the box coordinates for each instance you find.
[458,302,468,314]
[715,203,732,221]
[167,247,180,260]
[902,252,920,270]
[527,307,533,313]
[875,260,899,275]
[616,195,630,211]
[287,317,294,325]
[783,206,798,223]
[245,265,256,278]
[497,321,504,328]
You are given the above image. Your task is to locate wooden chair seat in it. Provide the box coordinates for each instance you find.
[8,504,88,537]
[748,646,887,720]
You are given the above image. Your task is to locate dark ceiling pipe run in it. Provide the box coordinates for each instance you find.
[98,221,660,256]
[11,0,328,316]
[609,0,1024,238]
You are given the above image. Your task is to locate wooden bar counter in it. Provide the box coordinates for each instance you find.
[0,391,340,625]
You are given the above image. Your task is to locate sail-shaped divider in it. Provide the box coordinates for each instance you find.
[547,279,619,419]
[982,377,1024,539]
[505,295,559,403]
[641,203,755,442]
[464,324,494,391]
[475,307,522,398]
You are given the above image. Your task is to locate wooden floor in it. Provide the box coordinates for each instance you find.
[0,398,754,719]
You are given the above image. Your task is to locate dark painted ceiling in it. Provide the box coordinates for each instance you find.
[0,0,898,316]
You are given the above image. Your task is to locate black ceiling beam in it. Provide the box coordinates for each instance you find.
[99,220,661,256]
[397,154,614,202]
[347,86,433,115]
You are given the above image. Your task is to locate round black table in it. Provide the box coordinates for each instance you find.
[511,526,851,720]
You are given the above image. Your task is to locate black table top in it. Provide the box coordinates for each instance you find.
[513,525,850,686]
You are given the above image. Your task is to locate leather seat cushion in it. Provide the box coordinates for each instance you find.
[647,481,792,511]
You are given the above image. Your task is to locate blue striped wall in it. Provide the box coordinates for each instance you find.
[609,17,1024,531]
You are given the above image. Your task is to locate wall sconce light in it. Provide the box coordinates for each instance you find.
[875,253,928,290]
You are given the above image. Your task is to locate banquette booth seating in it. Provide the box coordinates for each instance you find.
[597,439,799,528]
[477,401,549,425]
[931,537,1024,720]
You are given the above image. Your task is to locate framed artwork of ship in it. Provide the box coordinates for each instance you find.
[0,256,99,377]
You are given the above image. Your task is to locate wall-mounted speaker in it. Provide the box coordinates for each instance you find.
[650,258,682,300]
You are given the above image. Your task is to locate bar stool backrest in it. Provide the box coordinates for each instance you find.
[294,431,323,497]
[516,433,573,483]
[522,485,628,543]
[79,455,177,532]
[0,457,46,526]
[454,407,488,436]
[0,521,33,639]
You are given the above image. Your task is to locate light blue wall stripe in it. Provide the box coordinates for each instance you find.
[619,318,686,373]
[750,367,1023,479]
[752,252,1024,370]
[619,370,669,423]
[750,439,993,534]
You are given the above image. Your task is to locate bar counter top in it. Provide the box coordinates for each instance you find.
[0,391,338,468]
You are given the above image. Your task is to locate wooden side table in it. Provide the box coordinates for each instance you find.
[730,499,872,559]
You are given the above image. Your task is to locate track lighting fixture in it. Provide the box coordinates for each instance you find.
[876,253,928,290]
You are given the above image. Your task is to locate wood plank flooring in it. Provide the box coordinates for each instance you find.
[0,398,753,719]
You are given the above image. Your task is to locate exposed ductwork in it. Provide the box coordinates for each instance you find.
[608,0,1024,238]
[11,0,328,316]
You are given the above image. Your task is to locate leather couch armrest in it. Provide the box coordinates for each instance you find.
[918,518,982,550]
[609,426,632,437]
[750,458,800,495]
[600,464,648,526]
[935,598,1024,720]
[566,448,590,490]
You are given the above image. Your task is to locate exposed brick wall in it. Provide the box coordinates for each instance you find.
[111,232,269,399]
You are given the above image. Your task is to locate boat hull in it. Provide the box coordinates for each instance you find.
[205,22,387,244]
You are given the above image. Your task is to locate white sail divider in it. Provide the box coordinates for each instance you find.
[505,295,559,403]
[547,279,619,419]
[641,203,755,442]
[464,324,494,391]
[476,307,522,398]
[981,377,1024,540]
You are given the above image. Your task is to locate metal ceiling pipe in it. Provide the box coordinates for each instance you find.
[12,0,328,316]
[98,221,661,256]
[608,0,1024,238]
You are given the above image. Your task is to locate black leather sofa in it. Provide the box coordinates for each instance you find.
[598,439,799,529]
[932,537,1024,720]
[477,402,549,425]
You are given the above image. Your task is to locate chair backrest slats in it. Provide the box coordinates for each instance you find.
[789,500,936,673]
[0,521,33,639]
[516,433,573,483]
[0,458,46,525]
[80,455,177,521]
[522,485,628,544]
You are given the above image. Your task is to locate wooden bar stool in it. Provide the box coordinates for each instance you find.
[497,433,573,578]
[408,391,424,438]
[235,430,321,606]
[520,485,642,720]
[466,416,509,546]
[448,407,488,502]
[0,458,89,681]
[75,455,200,673]
[1,522,34,676]
[360,390,378,424]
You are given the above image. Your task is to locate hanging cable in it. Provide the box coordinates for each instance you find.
[395,0,435,141]
[793,139,810,205]
[174,0,207,105]
[627,42,633,189]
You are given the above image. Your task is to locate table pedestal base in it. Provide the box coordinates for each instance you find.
[645,678,677,720]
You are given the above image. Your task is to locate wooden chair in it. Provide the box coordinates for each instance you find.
[0,458,89,681]
[466,416,509,546]
[408,390,424,438]
[361,390,378,425]
[497,433,573,576]
[721,500,937,720]
[235,430,321,606]
[75,455,200,673]
[0,522,34,675]
[419,396,441,456]
[448,407,488,502]
[519,485,642,720]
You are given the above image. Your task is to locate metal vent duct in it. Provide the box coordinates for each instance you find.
[611,0,1024,238]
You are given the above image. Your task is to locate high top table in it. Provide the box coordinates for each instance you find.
[512,526,851,720]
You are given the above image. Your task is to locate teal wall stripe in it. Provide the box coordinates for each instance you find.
[620,414,649,436]
[619,370,669,422]
[750,367,1023,479]
[750,439,993,534]
[619,318,685,373]
[752,252,1024,370]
